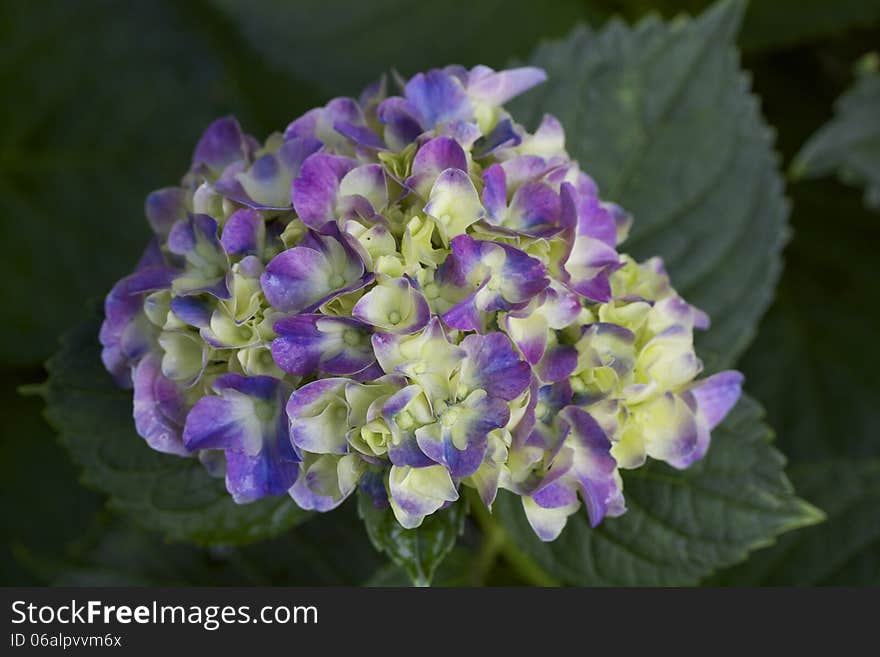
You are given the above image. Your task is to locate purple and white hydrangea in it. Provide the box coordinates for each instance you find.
[100,65,743,540]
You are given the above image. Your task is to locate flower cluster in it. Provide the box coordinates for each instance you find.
[100,65,743,540]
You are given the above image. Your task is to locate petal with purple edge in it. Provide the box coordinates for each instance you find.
[221,208,264,256]
[504,181,562,235]
[562,234,620,302]
[388,464,459,529]
[169,295,213,328]
[404,69,472,128]
[286,378,352,455]
[473,118,521,158]
[100,278,156,386]
[352,276,430,334]
[423,168,485,244]
[381,384,435,468]
[458,332,530,401]
[636,392,701,469]
[338,163,388,215]
[290,453,363,511]
[522,495,580,542]
[145,187,186,237]
[334,121,384,149]
[467,66,547,106]
[260,230,366,313]
[291,152,358,228]
[504,311,549,365]
[407,136,468,199]
[415,391,509,478]
[688,370,744,430]
[284,97,364,153]
[133,353,190,456]
[377,97,424,150]
[559,406,622,527]
[441,235,549,329]
[272,314,374,377]
[534,340,578,384]
[481,164,507,221]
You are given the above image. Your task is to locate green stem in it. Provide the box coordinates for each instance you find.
[466,488,560,587]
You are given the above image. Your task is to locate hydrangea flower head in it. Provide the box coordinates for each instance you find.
[100,65,743,541]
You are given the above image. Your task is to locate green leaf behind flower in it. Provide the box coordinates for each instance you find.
[43,316,311,546]
[792,53,880,210]
[709,460,880,586]
[510,0,789,373]
[709,177,880,585]
[0,0,325,365]
[17,499,383,586]
[357,489,466,586]
[494,396,822,586]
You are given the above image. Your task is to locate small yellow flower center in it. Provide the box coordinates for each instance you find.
[442,407,460,427]
[396,411,415,430]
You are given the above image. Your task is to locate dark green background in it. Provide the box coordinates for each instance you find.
[1,0,877,585]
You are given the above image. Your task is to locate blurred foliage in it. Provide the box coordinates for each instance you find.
[358,490,466,586]
[793,53,880,208]
[2,0,879,585]
[45,317,311,545]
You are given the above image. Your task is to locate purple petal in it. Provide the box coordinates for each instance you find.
[459,332,531,401]
[145,187,186,237]
[381,386,435,468]
[481,164,508,220]
[416,394,509,478]
[191,116,247,174]
[559,406,621,527]
[182,373,298,502]
[225,449,299,503]
[292,152,358,228]
[260,230,366,313]
[473,118,521,158]
[377,97,424,150]
[169,295,213,328]
[405,69,472,127]
[221,208,264,256]
[335,121,384,149]
[132,354,190,456]
[441,235,549,325]
[689,371,744,430]
[272,315,375,376]
[535,342,578,384]
[467,66,547,105]
[407,136,468,198]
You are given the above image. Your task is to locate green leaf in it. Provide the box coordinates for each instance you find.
[357,490,466,586]
[0,1,324,365]
[739,182,880,464]
[17,497,383,586]
[510,0,789,373]
[792,53,880,210]
[207,0,607,97]
[1,372,104,584]
[43,316,311,546]
[709,461,880,586]
[494,395,822,586]
[710,179,880,584]
[364,547,474,587]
